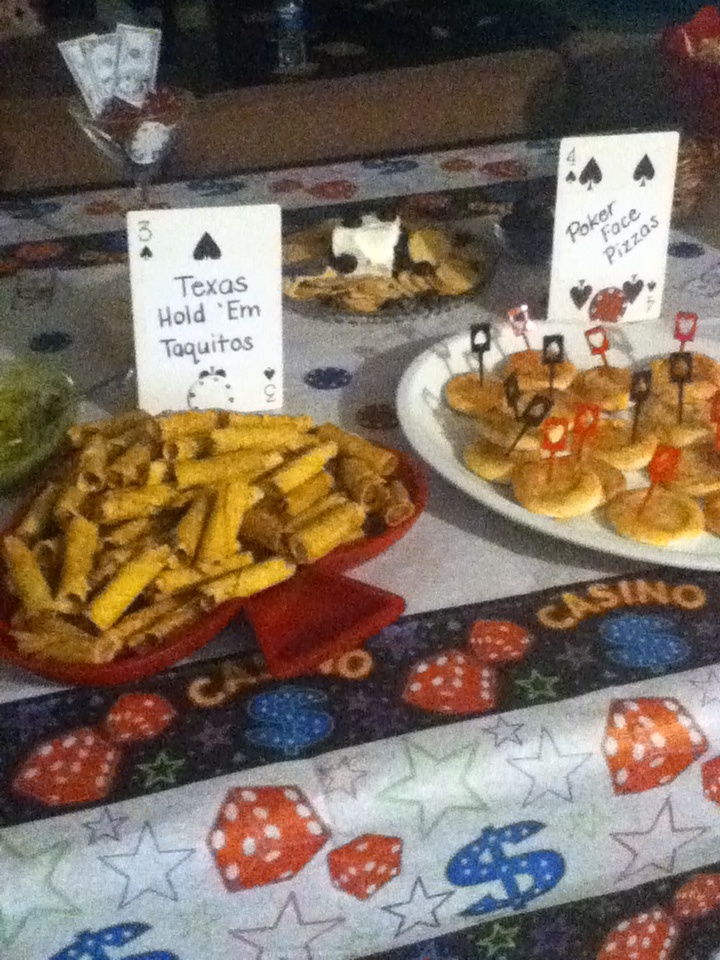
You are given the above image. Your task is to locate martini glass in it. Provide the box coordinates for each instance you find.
[69,88,194,206]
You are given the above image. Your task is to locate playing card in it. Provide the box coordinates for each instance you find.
[548,131,679,323]
[127,205,283,415]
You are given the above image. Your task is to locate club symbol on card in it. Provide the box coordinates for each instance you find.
[622,276,644,304]
[565,171,576,183]
[579,157,602,191]
[140,246,152,259]
[264,368,275,380]
[633,154,655,186]
[570,282,592,310]
[193,232,222,260]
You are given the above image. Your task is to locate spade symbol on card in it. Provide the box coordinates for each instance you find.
[264,368,275,380]
[140,246,152,259]
[648,280,656,291]
[633,154,655,186]
[622,277,644,303]
[193,232,222,260]
[565,171,576,183]
[570,282,592,310]
[579,157,602,190]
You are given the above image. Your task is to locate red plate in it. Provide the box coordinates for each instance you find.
[0,452,427,686]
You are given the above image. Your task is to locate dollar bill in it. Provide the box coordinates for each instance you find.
[58,36,105,117]
[114,23,162,107]
[79,32,120,110]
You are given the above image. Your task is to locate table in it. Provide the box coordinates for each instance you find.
[2,141,720,960]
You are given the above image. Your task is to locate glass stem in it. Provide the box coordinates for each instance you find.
[135,166,153,207]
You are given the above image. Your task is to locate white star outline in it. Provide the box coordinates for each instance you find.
[611,798,708,878]
[229,892,343,960]
[98,821,194,908]
[507,728,592,806]
[482,716,524,748]
[82,807,128,844]
[0,837,77,945]
[381,739,486,836]
[381,877,454,938]
[689,668,720,706]
[317,755,366,798]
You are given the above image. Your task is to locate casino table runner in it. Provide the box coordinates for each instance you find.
[0,140,558,252]
[4,570,720,958]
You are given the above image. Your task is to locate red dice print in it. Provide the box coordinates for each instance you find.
[13,727,120,806]
[702,756,720,806]
[208,785,330,891]
[105,693,176,743]
[327,834,402,900]
[402,650,497,715]
[597,908,678,960]
[469,620,531,663]
[603,698,707,794]
[673,873,720,920]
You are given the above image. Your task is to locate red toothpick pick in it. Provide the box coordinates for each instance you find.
[573,403,600,460]
[508,304,532,351]
[584,325,610,367]
[674,312,698,352]
[643,444,681,509]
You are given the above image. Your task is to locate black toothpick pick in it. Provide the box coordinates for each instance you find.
[630,369,652,443]
[470,323,492,386]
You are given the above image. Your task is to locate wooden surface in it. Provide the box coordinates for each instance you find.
[0,50,563,193]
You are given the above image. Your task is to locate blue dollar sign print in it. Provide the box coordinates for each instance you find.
[246,687,334,757]
[303,367,353,390]
[599,612,690,671]
[50,924,178,960]
[446,820,565,916]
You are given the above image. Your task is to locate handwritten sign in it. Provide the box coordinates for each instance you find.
[548,131,679,323]
[128,205,282,414]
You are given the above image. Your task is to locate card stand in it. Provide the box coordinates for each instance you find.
[0,452,427,686]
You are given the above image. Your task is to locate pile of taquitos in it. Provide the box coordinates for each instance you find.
[2,410,415,664]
